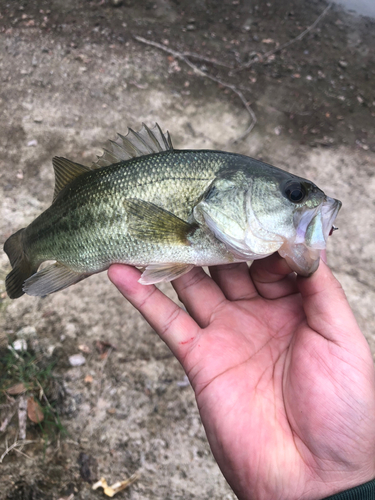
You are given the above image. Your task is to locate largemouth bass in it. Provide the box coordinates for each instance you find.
[4,124,341,299]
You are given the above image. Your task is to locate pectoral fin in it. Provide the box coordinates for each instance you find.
[139,263,194,284]
[23,263,88,296]
[125,199,196,244]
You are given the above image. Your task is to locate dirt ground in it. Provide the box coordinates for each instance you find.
[0,0,374,498]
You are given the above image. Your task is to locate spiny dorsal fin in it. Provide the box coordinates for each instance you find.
[52,157,91,201]
[93,123,173,168]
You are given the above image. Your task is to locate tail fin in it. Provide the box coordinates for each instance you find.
[4,229,35,299]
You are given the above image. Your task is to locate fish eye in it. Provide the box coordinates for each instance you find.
[284,182,306,203]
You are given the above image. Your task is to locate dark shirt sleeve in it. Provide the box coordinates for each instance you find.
[321,479,375,500]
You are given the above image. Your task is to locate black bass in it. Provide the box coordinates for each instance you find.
[3,124,341,299]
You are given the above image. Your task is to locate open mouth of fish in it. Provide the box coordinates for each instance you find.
[278,196,342,276]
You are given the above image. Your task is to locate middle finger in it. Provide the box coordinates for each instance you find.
[172,267,226,328]
[209,262,258,301]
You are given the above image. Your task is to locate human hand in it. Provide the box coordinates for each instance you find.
[108,255,375,500]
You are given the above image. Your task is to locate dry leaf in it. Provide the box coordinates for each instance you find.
[6,383,27,395]
[84,374,93,384]
[95,340,116,354]
[78,344,91,354]
[92,473,139,497]
[27,396,44,423]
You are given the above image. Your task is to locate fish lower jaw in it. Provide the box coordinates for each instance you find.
[278,241,321,276]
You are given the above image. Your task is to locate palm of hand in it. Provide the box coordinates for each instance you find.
[108,256,375,500]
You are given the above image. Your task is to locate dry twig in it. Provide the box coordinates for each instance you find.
[235,3,332,72]
[180,51,233,69]
[0,396,20,434]
[134,35,257,143]
[0,434,36,463]
[18,395,27,440]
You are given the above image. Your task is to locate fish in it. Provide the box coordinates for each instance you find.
[3,123,341,299]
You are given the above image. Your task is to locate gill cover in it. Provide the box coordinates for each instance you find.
[193,172,284,261]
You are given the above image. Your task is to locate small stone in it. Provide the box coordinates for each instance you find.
[176,375,190,387]
[27,139,38,147]
[338,60,348,68]
[33,116,43,123]
[17,326,37,338]
[12,339,28,351]
[69,353,86,367]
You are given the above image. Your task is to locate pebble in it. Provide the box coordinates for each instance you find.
[176,375,190,387]
[12,339,28,351]
[69,353,86,366]
[27,139,38,147]
[16,325,37,338]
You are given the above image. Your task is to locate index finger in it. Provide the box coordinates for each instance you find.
[297,260,367,349]
[172,267,228,328]
[108,264,200,361]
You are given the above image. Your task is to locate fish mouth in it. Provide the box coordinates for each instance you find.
[295,197,342,248]
[278,196,342,276]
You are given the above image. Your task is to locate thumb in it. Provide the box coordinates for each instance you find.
[297,260,366,349]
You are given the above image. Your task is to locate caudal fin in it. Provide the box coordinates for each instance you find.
[4,229,35,299]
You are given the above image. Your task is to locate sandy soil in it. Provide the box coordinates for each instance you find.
[0,1,374,498]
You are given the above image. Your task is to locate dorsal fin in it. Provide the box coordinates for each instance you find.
[93,123,173,168]
[52,157,91,201]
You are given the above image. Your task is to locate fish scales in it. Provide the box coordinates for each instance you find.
[3,123,342,299]
[24,150,231,269]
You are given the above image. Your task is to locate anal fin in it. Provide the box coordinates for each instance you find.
[139,263,194,285]
[23,263,88,297]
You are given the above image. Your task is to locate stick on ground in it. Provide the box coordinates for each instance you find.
[134,36,257,143]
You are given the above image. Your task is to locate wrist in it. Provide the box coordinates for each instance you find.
[321,478,375,500]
